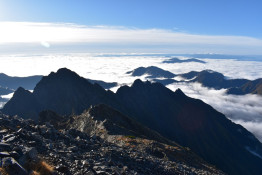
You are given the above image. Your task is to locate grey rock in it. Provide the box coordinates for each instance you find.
[56,165,70,173]
[0,129,8,134]
[68,146,78,152]
[4,135,16,143]
[27,147,38,160]
[0,111,225,175]
[0,143,11,151]
[0,151,10,158]
[9,151,20,159]
[2,157,28,175]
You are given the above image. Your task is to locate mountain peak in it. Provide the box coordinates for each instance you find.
[127,66,175,78]
[56,67,74,74]
[53,68,80,78]
[16,86,26,92]
[13,87,33,99]
[175,88,186,97]
[132,79,144,87]
[2,86,38,119]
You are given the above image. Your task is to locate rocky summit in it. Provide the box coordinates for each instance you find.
[0,111,224,175]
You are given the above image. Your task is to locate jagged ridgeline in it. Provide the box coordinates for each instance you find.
[2,68,262,175]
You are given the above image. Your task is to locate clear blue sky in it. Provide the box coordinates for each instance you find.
[1,0,262,38]
[1,0,262,54]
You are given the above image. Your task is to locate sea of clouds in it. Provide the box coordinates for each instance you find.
[1,53,262,141]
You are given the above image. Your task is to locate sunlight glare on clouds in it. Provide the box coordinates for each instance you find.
[1,22,262,54]
[41,41,51,48]
[0,22,76,43]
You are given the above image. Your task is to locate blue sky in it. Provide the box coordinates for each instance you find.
[0,0,262,54]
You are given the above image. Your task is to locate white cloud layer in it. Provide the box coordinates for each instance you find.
[1,54,262,80]
[1,22,262,54]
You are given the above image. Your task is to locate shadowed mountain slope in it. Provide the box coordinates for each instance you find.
[87,79,118,89]
[65,104,179,146]
[34,68,119,115]
[115,79,262,175]
[2,68,262,175]
[2,87,40,120]
[2,69,119,119]
[0,112,224,175]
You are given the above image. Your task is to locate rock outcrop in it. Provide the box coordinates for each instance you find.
[0,112,224,175]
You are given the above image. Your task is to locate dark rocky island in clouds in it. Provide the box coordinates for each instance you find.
[180,70,262,95]
[227,78,262,95]
[126,66,176,78]
[180,70,249,89]
[0,73,43,91]
[2,68,262,175]
[162,57,206,64]
[127,66,262,96]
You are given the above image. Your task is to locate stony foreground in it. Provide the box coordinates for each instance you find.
[0,113,224,175]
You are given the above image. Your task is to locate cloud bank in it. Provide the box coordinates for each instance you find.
[1,22,262,54]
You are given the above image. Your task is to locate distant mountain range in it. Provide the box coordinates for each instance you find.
[162,57,206,64]
[191,54,262,61]
[227,78,262,95]
[0,86,13,96]
[127,66,262,95]
[0,73,42,91]
[2,68,262,175]
[180,70,248,89]
[0,73,43,104]
[0,72,117,96]
[180,70,262,95]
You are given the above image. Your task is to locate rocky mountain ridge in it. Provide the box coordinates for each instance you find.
[2,68,262,175]
[0,110,224,175]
